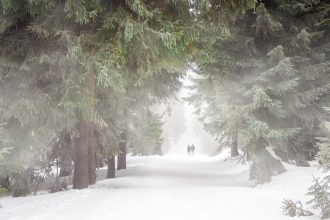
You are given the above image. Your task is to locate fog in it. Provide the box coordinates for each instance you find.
[160,71,218,156]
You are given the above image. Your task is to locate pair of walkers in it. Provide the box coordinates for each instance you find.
[187,144,195,156]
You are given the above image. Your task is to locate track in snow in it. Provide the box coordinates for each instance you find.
[96,155,252,189]
[0,154,322,220]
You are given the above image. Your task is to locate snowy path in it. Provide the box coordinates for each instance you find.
[0,154,323,220]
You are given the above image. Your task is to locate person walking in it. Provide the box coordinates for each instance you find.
[187,145,191,156]
[191,144,195,156]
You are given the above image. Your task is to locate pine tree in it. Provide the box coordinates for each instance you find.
[282,199,313,217]
[129,111,164,156]
[188,1,330,183]
[307,176,330,219]
[0,0,270,192]
[318,135,330,170]
[0,0,201,190]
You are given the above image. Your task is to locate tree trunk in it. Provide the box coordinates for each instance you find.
[96,155,104,168]
[59,156,72,177]
[231,129,239,157]
[88,131,96,185]
[59,130,73,177]
[12,171,30,197]
[73,120,96,189]
[107,154,115,178]
[295,154,310,167]
[0,175,10,191]
[117,130,127,170]
[249,138,286,184]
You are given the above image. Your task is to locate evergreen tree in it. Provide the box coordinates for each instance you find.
[130,111,163,156]
[0,0,274,193]
[282,199,313,217]
[188,1,330,183]
[307,176,330,219]
[0,0,203,190]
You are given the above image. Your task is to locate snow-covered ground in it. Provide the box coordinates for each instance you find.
[0,151,325,220]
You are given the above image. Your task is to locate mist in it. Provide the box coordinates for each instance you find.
[1,1,330,220]
[160,71,218,156]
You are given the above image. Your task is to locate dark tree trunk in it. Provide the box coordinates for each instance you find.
[59,157,72,177]
[107,154,116,178]
[96,155,104,168]
[231,130,239,157]
[0,175,10,191]
[295,154,310,167]
[73,120,96,189]
[12,171,30,197]
[88,132,96,185]
[117,130,127,170]
[249,138,286,184]
[59,130,73,177]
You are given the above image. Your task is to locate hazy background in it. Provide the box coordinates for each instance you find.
[156,71,218,156]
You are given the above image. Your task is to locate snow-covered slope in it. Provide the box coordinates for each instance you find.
[0,153,324,220]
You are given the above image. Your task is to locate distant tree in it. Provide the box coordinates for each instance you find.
[129,111,163,156]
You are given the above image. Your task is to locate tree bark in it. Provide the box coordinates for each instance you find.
[73,120,96,189]
[96,154,104,168]
[249,138,286,184]
[59,130,73,177]
[231,129,239,157]
[295,154,310,167]
[59,156,72,177]
[88,130,96,185]
[0,175,10,192]
[107,154,115,178]
[117,130,127,170]
[12,171,30,197]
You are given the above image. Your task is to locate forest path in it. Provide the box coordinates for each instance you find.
[0,154,321,220]
[96,154,252,188]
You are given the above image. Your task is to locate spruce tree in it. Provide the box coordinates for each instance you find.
[0,0,212,190]
[188,1,330,183]
[307,176,330,219]
[0,0,275,192]
[129,111,163,156]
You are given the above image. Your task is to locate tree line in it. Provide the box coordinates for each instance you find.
[1,0,330,200]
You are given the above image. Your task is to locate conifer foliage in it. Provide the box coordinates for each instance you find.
[307,176,330,219]
[0,0,199,192]
[187,0,330,183]
[0,0,256,194]
[282,199,313,217]
[2,0,330,200]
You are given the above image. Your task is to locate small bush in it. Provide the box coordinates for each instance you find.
[307,176,330,219]
[282,199,313,217]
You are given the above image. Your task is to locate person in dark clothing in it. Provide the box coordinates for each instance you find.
[187,145,191,156]
[191,144,195,156]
